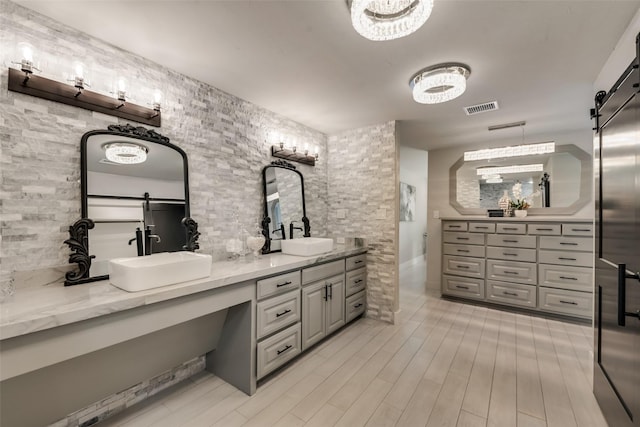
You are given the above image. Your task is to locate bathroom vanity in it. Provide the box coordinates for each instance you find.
[0,244,366,427]
[440,217,593,320]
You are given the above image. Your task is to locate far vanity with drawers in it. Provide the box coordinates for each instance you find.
[441,218,593,320]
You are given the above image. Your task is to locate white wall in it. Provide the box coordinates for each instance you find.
[399,146,428,267]
[594,7,640,93]
[426,129,593,291]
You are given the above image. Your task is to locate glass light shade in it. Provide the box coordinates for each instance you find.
[411,66,469,104]
[351,0,434,41]
[104,142,148,164]
[16,42,38,73]
[464,142,555,161]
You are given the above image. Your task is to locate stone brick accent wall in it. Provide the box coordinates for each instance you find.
[326,121,398,323]
[0,0,328,278]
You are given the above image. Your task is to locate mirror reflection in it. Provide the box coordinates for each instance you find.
[262,163,307,252]
[82,127,190,277]
[450,143,591,215]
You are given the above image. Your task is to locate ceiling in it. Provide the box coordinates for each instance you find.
[15,0,640,150]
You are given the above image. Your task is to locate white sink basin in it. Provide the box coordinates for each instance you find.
[109,251,212,292]
[281,237,334,257]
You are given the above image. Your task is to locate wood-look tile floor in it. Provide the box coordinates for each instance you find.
[101,260,607,427]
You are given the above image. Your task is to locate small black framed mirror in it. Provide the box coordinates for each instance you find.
[64,124,199,286]
[261,160,310,253]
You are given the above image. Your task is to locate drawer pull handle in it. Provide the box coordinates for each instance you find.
[536,228,554,231]
[503,239,518,243]
[559,300,578,306]
[455,285,470,290]
[503,227,518,230]
[276,281,292,288]
[560,242,578,246]
[457,249,470,253]
[457,265,470,269]
[354,303,363,308]
[456,237,470,240]
[503,291,519,297]
[354,260,364,264]
[559,276,578,281]
[503,253,518,256]
[558,257,577,261]
[504,271,519,275]
[475,226,489,229]
[449,225,462,228]
[354,279,363,283]
[571,228,590,232]
[276,309,292,318]
[277,345,293,355]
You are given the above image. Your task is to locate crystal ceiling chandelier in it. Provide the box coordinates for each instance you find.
[409,63,471,104]
[104,142,148,164]
[350,0,434,41]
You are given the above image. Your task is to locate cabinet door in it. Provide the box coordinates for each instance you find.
[301,281,326,350]
[326,274,345,335]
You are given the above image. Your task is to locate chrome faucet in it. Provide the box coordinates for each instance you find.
[289,221,303,240]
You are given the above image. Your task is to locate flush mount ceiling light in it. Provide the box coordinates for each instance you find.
[350,0,434,41]
[409,63,470,104]
[104,142,148,164]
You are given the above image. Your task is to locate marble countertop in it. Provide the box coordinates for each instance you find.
[0,243,367,341]
[440,216,594,222]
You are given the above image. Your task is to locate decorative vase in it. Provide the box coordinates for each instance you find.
[514,209,528,218]
[246,225,266,258]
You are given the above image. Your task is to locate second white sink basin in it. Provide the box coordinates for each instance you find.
[109,251,212,292]
[281,237,334,257]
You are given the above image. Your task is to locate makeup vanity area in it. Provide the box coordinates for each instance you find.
[0,126,368,427]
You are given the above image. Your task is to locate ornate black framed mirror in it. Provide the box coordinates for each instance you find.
[64,124,199,286]
[261,160,310,253]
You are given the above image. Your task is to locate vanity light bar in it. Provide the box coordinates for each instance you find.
[477,164,544,176]
[464,142,555,161]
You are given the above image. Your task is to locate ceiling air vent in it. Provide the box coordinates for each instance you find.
[463,101,499,116]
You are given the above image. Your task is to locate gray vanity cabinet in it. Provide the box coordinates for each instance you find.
[256,271,302,379]
[345,254,367,322]
[441,219,593,320]
[301,260,346,350]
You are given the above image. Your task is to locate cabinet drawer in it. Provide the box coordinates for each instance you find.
[346,290,366,323]
[562,223,593,237]
[443,243,486,258]
[256,290,301,339]
[442,275,485,300]
[496,223,527,234]
[443,232,485,246]
[257,270,301,300]
[302,260,344,284]
[538,264,592,292]
[487,259,537,285]
[345,267,366,297]
[469,222,496,233]
[487,246,537,263]
[443,255,485,279]
[539,288,592,318]
[257,323,301,379]
[527,224,561,235]
[539,236,592,252]
[487,280,536,308]
[443,221,468,232]
[345,254,366,271]
[538,250,592,268]
[487,234,536,249]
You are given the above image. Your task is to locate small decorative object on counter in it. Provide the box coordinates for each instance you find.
[510,199,530,217]
[498,190,510,216]
[246,224,266,258]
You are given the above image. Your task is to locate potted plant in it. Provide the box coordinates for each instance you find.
[510,199,530,217]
